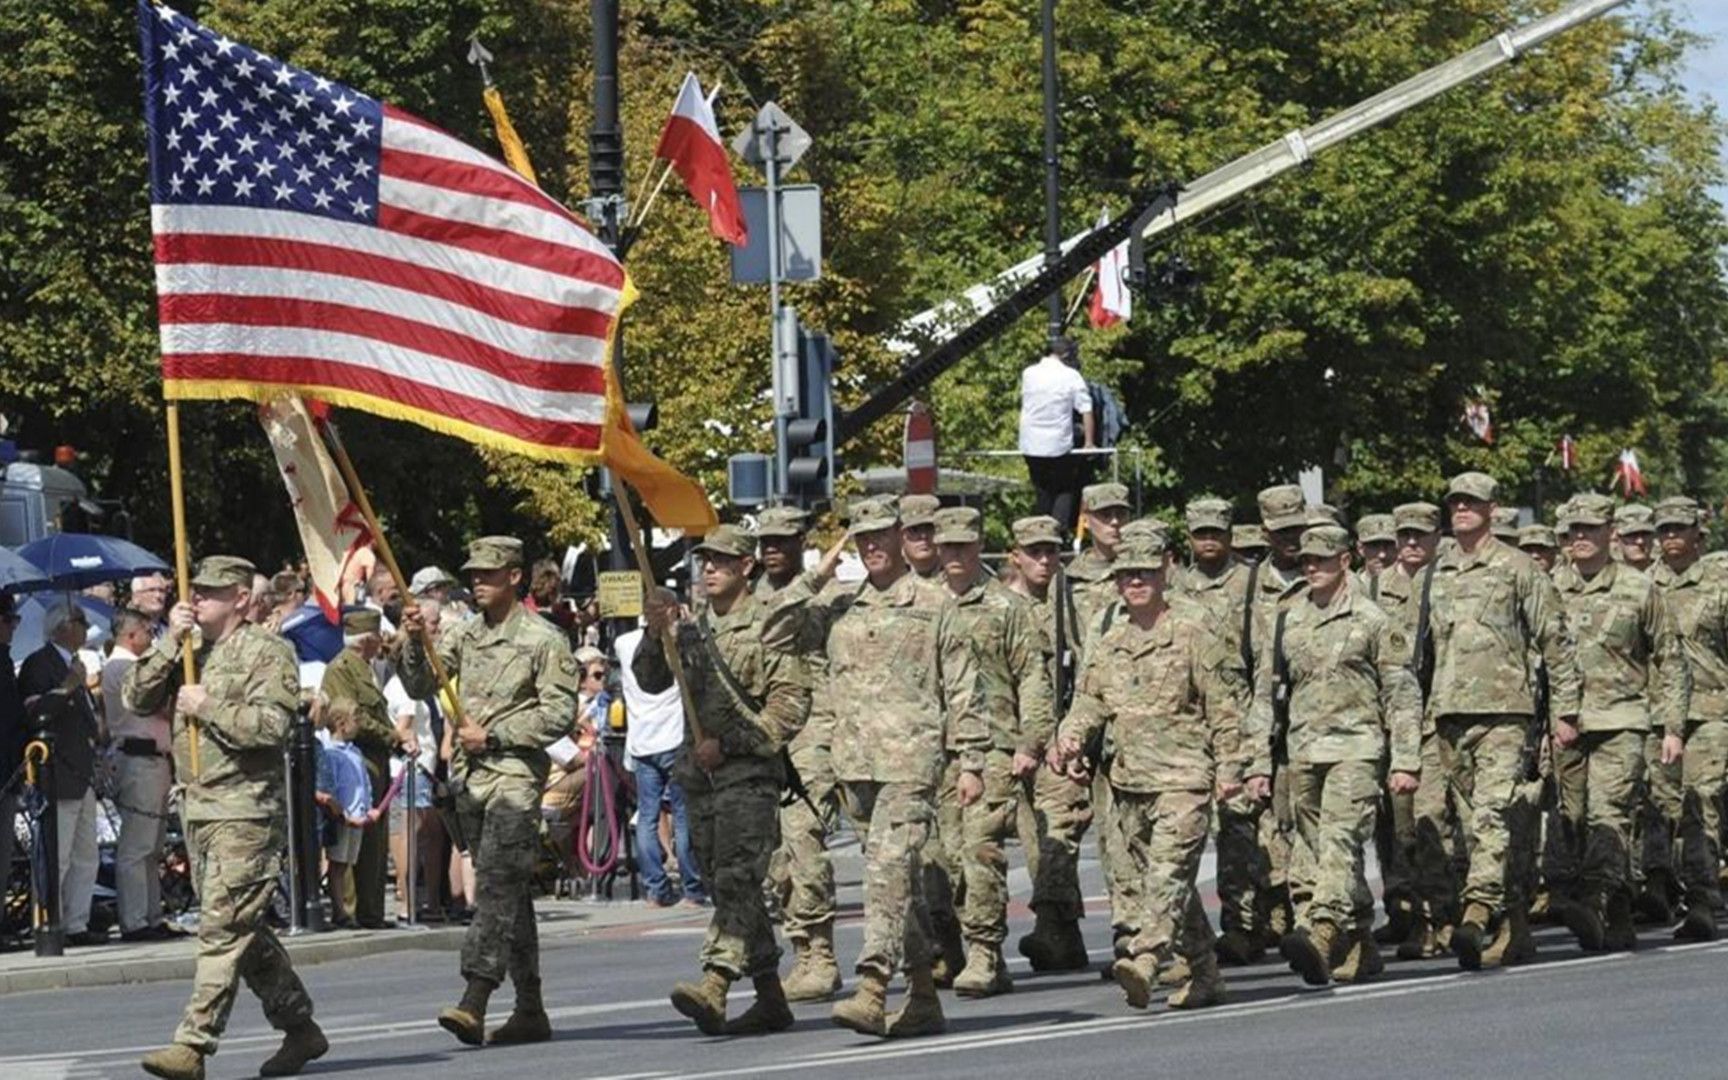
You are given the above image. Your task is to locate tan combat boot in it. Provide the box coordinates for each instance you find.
[1166,950,1226,1010]
[1395,908,1432,961]
[1213,928,1261,967]
[1279,923,1335,987]
[1453,902,1494,970]
[883,966,947,1039]
[931,912,967,988]
[1111,953,1157,1009]
[140,1044,206,1080]
[723,973,796,1035]
[437,976,496,1047]
[1561,894,1606,953]
[830,969,890,1036]
[953,942,1013,998]
[488,977,552,1045]
[1331,927,1383,983]
[1156,955,1191,988]
[670,969,732,1036]
[784,923,843,1002]
[259,1020,329,1076]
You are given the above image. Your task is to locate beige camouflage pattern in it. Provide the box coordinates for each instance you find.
[1551,561,1688,738]
[1288,758,1381,932]
[1653,556,1728,907]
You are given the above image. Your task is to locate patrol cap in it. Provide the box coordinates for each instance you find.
[694,523,755,559]
[461,536,525,572]
[1120,518,1169,546]
[1393,501,1441,534]
[897,494,942,529]
[1185,497,1232,534]
[1654,495,1702,529]
[1112,536,1169,574]
[341,607,382,635]
[1569,492,1615,527]
[1614,503,1655,535]
[1082,482,1131,513]
[756,506,810,538]
[1232,524,1269,551]
[1298,525,1351,559]
[1357,513,1396,543]
[933,507,982,545]
[1012,515,1063,549]
[190,555,257,590]
[1491,507,1521,541]
[1257,484,1308,532]
[1307,503,1347,529]
[408,566,455,596]
[847,496,900,537]
[1518,525,1558,550]
[1445,471,1498,503]
[1554,497,1577,532]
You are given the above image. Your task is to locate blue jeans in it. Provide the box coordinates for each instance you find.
[634,750,704,902]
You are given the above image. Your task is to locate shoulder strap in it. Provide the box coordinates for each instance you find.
[697,614,764,718]
[1273,608,1290,685]
[1241,560,1261,677]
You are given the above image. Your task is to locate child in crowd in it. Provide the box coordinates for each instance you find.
[315,704,376,929]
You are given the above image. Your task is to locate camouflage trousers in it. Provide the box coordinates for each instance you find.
[1543,740,1589,896]
[1638,727,1684,887]
[690,777,783,978]
[1436,715,1531,917]
[1029,765,1091,922]
[925,757,965,945]
[174,819,314,1054]
[456,781,541,989]
[1287,759,1380,932]
[1399,730,1463,921]
[955,750,1022,947]
[1111,787,1213,964]
[768,743,838,943]
[1680,721,1728,909]
[1575,730,1646,902]
[1214,790,1271,936]
[836,779,936,977]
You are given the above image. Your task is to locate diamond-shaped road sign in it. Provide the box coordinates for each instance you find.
[732,100,811,174]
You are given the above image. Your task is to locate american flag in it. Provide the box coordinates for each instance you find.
[138,1,628,461]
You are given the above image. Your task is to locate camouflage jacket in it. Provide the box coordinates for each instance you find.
[1066,547,1118,633]
[124,623,298,823]
[1057,606,1248,794]
[939,576,1055,766]
[632,592,811,789]
[320,647,394,757]
[1246,583,1422,776]
[400,603,579,799]
[1368,565,1424,639]
[1652,557,1728,724]
[1427,537,1582,721]
[767,567,984,786]
[1553,561,1689,737]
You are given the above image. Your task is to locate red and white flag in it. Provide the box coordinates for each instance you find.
[1615,449,1646,496]
[259,396,371,623]
[1556,434,1577,472]
[1463,399,1494,444]
[654,73,747,247]
[1088,209,1131,329]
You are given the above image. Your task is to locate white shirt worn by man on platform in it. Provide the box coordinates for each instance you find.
[1018,352,1093,458]
[613,628,684,762]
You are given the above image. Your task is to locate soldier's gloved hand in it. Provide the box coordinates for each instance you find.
[167,601,197,644]
[956,770,983,806]
[693,737,724,772]
[1011,750,1040,779]
[1551,716,1580,750]
[1661,733,1684,766]
[1244,774,1272,800]
[1387,771,1420,796]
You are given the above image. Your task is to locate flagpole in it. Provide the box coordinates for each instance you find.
[612,479,706,745]
[164,403,201,777]
[319,421,470,730]
[629,160,675,230]
[1062,267,1096,330]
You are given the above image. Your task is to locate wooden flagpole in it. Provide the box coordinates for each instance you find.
[164,403,200,776]
[612,478,705,744]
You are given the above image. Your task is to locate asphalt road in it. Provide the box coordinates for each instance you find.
[3,840,1727,1080]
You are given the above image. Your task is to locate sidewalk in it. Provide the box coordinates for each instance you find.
[0,894,710,995]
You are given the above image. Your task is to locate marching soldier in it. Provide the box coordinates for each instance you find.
[1491,507,1522,545]
[1519,525,1560,573]
[1615,504,1657,572]
[1550,493,1688,951]
[1047,533,1247,1011]
[1244,526,1421,986]
[400,536,579,1047]
[1232,525,1269,566]
[128,557,325,1080]
[1356,514,1397,575]
[899,494,944,583]
[637,525,811,1035]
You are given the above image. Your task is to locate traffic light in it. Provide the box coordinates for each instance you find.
[784,328,835,507]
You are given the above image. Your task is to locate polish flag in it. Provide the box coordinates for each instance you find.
[1463,400,1493,444]
[654,73,747,247]
[1615,449,1646,496]
[1088,209,1131,329]
[1557,434,1577,472]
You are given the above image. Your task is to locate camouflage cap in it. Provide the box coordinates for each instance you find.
[1307,503,1347,529]
[1569,492,1615,527]
[1654,495,1702,529]
[848,496,900,537]
[1518,525,1558,550]
[1257,484,1308,532]
[1120,517,1169,546]
[190,555,257,590]
[933,506,983,545]
[1082,482,1131,513]
[1445,471,1498,503]
[341,607,382,635]
[1113,536,1169,574]
[1491,507,1522,540]
[1298,525,1352,559]
[1184,497,1232,534]
[897,493,942,529]
[461,535,525,572]
[755,505,810,538]
[1614,502,1655,535]
[1011,515,1063,548]
[1356,513,1396,544]
[1232,524,1269,550]
[1554,497,1577,531]
[1393,501,1441,534]
[694,523,756,559]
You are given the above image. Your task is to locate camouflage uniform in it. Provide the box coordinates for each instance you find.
[124,557,315,1058]
[400,537,579,1022]
[1427,474,1581,963]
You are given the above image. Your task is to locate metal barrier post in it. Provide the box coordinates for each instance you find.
[283,740,305,935]
[290,709,325,932]
[27,733,62,957]
[403,761,417,926]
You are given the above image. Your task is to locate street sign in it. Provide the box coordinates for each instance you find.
[730,185,822,284]
[904,403,937,495]
[596,570,643,619]
[732,100,812,173]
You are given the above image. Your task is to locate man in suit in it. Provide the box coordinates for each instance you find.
[0,594,26,905]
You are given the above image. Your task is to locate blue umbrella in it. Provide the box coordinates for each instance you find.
[15,534,171,591]
[0,547,50,593]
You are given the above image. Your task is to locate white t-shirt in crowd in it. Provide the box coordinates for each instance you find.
[1018,354,1093,458]
[614,628,685,759]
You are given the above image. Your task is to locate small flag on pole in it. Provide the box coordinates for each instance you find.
[1556,434,1577,472]
[1088,208,1131,329]
[1463,399,1494,444]
[653,72,747,247]
[260,396,371,623]
[1614,449,1646,496]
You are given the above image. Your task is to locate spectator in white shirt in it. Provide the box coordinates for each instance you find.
[104,609,178,941]
[615,626,705,907]
[1018,338,1095,535]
